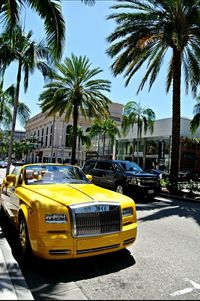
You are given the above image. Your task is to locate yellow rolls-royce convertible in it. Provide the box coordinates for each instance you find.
[0,163,137,260]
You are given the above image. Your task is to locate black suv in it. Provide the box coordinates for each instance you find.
[83,159,161,200]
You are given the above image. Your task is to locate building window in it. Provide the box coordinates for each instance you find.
[41,128,44,146]
[65,125,72,147]
[50,124,53,147]
[37,129,40,142]
[45,127,49,147]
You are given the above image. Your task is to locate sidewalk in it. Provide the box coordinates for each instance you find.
[0,167,34,300]
[0,225,34,300]
[0,167,88,300]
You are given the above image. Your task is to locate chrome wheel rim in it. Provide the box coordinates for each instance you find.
[19,220,26,251]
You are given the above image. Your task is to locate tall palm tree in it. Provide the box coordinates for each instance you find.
[89,118,121,158]
[39,53,111,165]
[69,126,91,164]
[0,26,51,175]
[190,96,200,134]
[0,0,96,60]
[121,101,155,165]
[0,81,12,129]
[106,0,200,186]
[0,0,65,60]
[0,79,30,130]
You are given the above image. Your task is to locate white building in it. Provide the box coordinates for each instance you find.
[25,102,123,165]
[25,104,200,172]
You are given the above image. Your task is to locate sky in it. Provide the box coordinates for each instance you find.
[2,0,198,130]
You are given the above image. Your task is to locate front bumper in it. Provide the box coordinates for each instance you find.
[30,223,137,260]
[126,184,161,197]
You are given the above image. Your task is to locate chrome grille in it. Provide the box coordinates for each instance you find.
[70,202,121,238]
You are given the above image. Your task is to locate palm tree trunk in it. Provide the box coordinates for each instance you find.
[136,120,140,165]
[170,48,181,187]
[71,104,78,165]
[102,132,106,158]
[97,134,100,157]
[6,61,22,175]
[112,138,116,160]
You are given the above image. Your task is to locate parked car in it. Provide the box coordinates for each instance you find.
[0,163,137,260]
[82,159,99,173]
[0,160,8,168]
[84,159,161,200]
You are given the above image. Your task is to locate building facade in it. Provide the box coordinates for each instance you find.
[25,105,200,173]
[25,102,123,165]
[116,117,200,173]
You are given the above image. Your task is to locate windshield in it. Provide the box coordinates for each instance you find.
[116,161,143,172]
[24,164,90,185]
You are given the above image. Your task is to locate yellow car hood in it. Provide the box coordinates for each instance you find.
[23,183,130,206]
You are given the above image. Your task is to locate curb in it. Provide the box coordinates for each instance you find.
[0,226,34,300]
[160,192,200,204]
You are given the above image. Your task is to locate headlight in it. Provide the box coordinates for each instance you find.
[122,207,133,217]
[45,214,67,224]
[127,177,137,185]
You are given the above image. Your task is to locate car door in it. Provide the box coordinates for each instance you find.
[89,161,106,187]
[101,162,116,189]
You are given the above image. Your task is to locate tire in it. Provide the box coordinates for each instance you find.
[18,216,32,259]
[115,184,124,194]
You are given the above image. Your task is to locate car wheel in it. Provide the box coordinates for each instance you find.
[18,216,32,258]
[115,184,124,194]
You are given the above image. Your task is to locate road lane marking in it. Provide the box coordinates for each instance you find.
[170,279,200,297]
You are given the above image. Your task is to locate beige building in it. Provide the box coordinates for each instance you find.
[25,102,123,165]
[25,104,200,173]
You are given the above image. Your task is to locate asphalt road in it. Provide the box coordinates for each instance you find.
[1,195,200,300]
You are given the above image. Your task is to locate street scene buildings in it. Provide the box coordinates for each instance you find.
[25,103,200,174]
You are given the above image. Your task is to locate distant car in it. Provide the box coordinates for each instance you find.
[0,160,8,168]
[0,163,137,260]
[85,159,161,200]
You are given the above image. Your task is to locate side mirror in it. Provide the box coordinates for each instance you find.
[6,174,17,186]
[86,174,93,182]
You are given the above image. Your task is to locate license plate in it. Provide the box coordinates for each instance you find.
[148,190,154,194]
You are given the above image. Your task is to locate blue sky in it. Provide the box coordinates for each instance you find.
[2,0,198,130]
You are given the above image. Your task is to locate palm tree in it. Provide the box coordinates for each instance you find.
[89,118,121,158]
[0,26,51,175]
[106,0,200,186]
[0,81,30,129]
[0,0,96,60]
[0,0,65,60]
[0,81,12,129]
[69,126,91,164]
[39,53,111,165]
[190,96,200,134]
[121,101,155,165]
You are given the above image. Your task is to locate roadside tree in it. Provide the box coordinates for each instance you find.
[122,101,155,165]
[39,54,111,165]
[89,118,121,158]
[190,96,200,134]
[106,0,200,187]
[0,26,51,175]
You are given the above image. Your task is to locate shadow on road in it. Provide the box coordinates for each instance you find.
[0,208,136,299]
[136,197,200,226]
